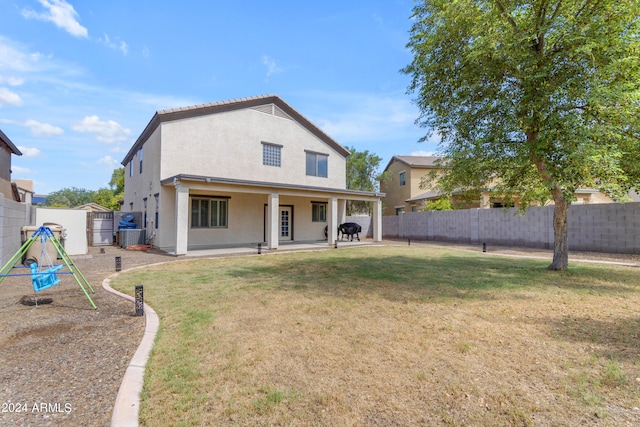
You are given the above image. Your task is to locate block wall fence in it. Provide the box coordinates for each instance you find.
[0,195,33,264]
[348,202,640,254]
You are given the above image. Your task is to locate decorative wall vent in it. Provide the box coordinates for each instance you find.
[251,104,292,120]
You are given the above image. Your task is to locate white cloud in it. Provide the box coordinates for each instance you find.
[98,33,128,55]
[17,146,42,157]
[22,0,88,39]
[97,155,120,168]
[310,93,420,142]
[0,87,23,106]
[24,119,64,136]
[72,115,131,143]
[11,165,32,174]
[0,76,24,86]
[262,55,283,77]
[411,150,438,156]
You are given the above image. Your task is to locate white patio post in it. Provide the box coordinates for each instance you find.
[174,180,189,255]
[373,198,382,242]
[338,199,347,224]
[327,197,338,246]
[267,192,279,250]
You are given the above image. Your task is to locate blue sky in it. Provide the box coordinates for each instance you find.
[0,0,439,194]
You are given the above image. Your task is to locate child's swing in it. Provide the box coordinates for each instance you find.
[0,226,97,309]
[27,231,63,292]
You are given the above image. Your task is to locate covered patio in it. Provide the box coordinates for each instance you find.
[160,175,383,256]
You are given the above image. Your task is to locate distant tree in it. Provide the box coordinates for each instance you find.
[422,198,453,211]
[403,0,640,270]
[91,167,125,210]
[109,167,124,194]
[93,188,121,210]
[345,146,386,215]
[46,187,96,208]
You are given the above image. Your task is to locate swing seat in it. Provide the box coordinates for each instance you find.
[30,263,63,292]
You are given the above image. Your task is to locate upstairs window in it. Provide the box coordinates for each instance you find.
[306,151,328,177]
[399,171,406,186]
[262,142,282,167]
[138,148,143,173]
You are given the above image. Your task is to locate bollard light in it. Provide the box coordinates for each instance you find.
[135,285,144,316]
[115,256,122,272]
[258,243,262,255]
[482,243,487,253]
[334,239,338,249]
[408,238,411,246]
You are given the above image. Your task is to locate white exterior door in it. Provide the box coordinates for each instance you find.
[280,207,293,241]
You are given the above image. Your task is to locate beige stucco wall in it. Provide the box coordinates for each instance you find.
[160,108,346,189]
[380,161,434,215]
[35,208,88,255]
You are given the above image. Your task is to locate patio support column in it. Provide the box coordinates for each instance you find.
[267,192,279,250]
[338,199,347,224]
[174,181,189,255]
[373,198,382,242]
[327,197,338,246]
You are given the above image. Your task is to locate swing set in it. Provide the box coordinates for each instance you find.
[0,226,96,309]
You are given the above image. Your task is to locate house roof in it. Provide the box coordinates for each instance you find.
[383,155,442,172]
[161,174,385,200]
[406,189,443,202]
[122,94,350,165]
[0,129,22,156]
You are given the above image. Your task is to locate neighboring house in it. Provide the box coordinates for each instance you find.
[121,95,383,255]
[0,129,23,201]
[13,179,34,204]
[380,156,443,215]
[381,155,618,215]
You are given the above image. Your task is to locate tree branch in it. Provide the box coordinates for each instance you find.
[494,0,518,30]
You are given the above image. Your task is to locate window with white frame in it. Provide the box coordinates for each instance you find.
[306,151,328,177]
[138,148,143,173]
[311,202,327,222]
[399,171,406,186]
[191,197,228,228]
[262,142,282,167]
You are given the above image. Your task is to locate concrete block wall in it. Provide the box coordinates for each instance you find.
[383,202,640,254]
[0,195,32,265]
[344,215,373,238]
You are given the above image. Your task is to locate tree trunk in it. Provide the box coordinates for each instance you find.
[549,195,569,271]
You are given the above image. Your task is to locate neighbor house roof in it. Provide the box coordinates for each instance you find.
[0,129,22,156]
[383,155,442,172]
[122,94,350,165]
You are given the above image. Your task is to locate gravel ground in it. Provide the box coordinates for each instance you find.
[0,240,638,427]
[0,245,175,427]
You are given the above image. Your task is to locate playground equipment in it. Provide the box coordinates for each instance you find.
[0,226,96,309]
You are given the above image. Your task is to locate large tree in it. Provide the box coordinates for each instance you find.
[404,0,640,270]
[345,146,386,215]
[46,187,96,208]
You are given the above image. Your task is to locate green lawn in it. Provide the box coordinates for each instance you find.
[110,245,640,426]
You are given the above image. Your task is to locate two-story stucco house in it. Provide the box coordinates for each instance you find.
[122,95,383,255]
[0,129,22,201]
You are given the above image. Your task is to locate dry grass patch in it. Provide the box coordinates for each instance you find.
[111,246,640,426]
